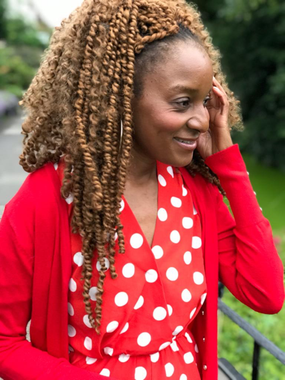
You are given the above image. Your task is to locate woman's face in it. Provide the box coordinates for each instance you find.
[131,41,213,168]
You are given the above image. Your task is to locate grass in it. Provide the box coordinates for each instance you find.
[218,153,285,380]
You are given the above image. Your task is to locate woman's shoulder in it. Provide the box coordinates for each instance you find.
[4,162,62,220]
[180,166,219,194]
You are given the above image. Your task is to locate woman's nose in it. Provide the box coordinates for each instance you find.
[186,105,210,134]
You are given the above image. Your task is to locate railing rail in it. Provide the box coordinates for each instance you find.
[218,284,285,380]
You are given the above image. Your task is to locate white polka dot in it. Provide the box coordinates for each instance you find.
[184,352,194,364]
[84,337,92,350]
[182,185,188,197]
[157,208,168,222]
[118,353,130,362]
[167,304,173,316]
[73,251,84,266]
[193,205,197,215]
[166,267,179,281]
[145,269,158,283]
[201,293,207,305]
[53,163,58,171]
[68,325,76,337]
[150,352,160,363]
[86,357,97,365]
[65,194,74,204]
[195,344,199,353]
[170,230,180,244]
[171,196,182,208]
[100,368,110,377]
[173,326,183,336]
[247,171,250,175]
[185,332,192,343]
[104,347,113,356]
[165,363,174,377]
[158,175,167,187]
[83,315,92,328]
[69,278,77,292]
[134,296,144,310]
[180,375,187,380]
[182,217,193,229]
[153,307,167,321]
[137,332,151,347]
[170,340,179,352]
[96,257,110,272]
[167,166,174,178]
[192,236,202,249]
[114,292,129,307]
[193,271,204,285]
[122,263,135,278]
[135,366,147,380]
[181,289,192,302]
[68,302,74,316]
[89,286,98,301]
[120,199,125,212]
[190,308,197,319]
[159,342,171,351]
[106,321,119,333]
[152,245,164,259]
[120,322,129,334]
[130,233,144,249]
[183,251,192,265]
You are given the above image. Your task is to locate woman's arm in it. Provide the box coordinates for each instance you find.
[206,144,284,313]
[0,185,115,380]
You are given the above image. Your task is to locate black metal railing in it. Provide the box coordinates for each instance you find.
[218,283,285,380]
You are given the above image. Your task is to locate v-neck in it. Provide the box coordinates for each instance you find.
[121,162,161,251]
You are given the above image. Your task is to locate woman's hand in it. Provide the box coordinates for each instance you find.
[196,77,233,159]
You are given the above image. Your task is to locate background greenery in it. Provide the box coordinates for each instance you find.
[0,0,49,98]
[1,0,284,378]
[189,0,285,379]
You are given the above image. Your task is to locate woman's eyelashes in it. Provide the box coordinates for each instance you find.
[173,94,212,111]
[174,98,191,109]
[203,95,211,107]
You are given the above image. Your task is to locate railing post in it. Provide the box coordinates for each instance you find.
[252,341,261,380]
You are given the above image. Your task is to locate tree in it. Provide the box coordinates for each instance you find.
[0,0,8,39]
[190,0,285,171]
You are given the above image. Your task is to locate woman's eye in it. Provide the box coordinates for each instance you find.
[175,99,190,108]
[203,95,211,106]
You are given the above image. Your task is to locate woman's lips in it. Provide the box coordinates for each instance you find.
[173,137,197,150]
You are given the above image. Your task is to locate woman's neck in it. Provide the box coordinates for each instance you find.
[126,146,157,186]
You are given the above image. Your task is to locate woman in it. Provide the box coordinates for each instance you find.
[0,0,283,379]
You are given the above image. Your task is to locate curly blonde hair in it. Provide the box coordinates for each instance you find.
[19,0,242,333]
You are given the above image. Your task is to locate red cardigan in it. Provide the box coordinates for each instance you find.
[0,144,284,380]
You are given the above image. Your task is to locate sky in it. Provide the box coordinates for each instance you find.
[8,0,84,27]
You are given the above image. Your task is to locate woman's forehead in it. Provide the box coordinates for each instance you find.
[141,43,213,93]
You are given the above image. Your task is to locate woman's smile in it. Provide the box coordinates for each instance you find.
[131,41,213,169]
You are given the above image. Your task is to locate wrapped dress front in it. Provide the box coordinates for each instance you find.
[55,161,207,380]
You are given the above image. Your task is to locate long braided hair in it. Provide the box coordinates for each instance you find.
[19,0,242,333]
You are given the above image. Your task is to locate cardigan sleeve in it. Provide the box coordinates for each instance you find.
[0,178,116,379]
[205,144,284,314]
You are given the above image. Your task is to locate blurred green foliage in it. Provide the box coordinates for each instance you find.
[190,1,285,378]
[193,0,285,172]
[0,0,49,98]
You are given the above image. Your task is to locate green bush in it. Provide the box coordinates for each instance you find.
[0,46,36,97]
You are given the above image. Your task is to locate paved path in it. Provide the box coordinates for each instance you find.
[0,114,28,207]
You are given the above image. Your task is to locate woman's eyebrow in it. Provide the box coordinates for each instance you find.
[168,84,198,94]
[168,84,213,95]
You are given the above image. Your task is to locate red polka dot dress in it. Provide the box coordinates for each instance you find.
[57,161,207,380]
